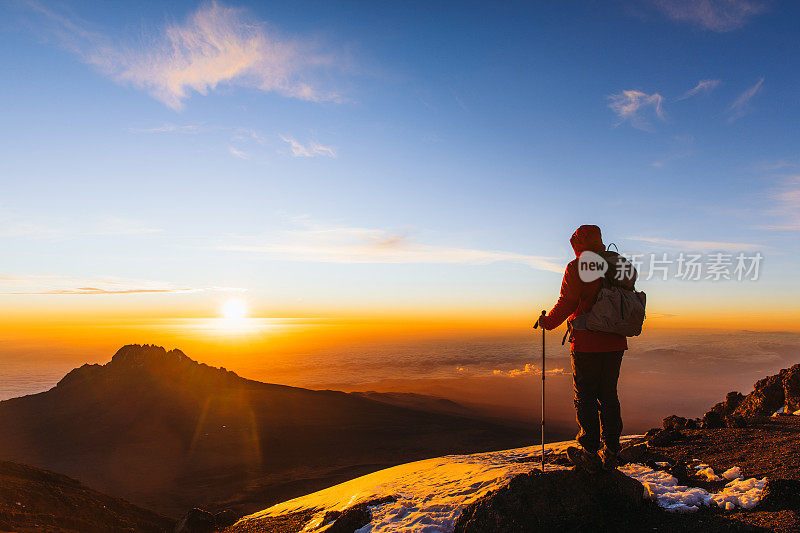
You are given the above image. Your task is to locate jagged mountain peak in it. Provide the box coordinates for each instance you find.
[110,344,190,367]
[55,344,240,390]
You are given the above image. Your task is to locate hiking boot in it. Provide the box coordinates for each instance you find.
[599,447,620,470]
[566,446,601,474]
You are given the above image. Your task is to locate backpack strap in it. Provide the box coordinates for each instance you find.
[562,321,571,345]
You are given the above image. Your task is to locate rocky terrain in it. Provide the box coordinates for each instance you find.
[215,362,800,533]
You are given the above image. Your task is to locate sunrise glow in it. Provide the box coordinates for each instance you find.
[221,299,248,321]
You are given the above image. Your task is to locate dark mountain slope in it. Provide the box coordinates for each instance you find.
[0,459,172,533]
[0,344,532,517]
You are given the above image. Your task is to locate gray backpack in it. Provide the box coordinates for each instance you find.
[563,246,647,344]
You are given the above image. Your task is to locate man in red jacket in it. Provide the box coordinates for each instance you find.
[536,225,627,472]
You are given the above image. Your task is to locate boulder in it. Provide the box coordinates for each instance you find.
[758,479,800,511]
[732,371,787,419]
[324,506,371,533]
[174,508,216,533]
[319,496,395,533]
[619,442,647,463]
[783,364,800,412]
[454,469,646,532]
[643,428,660,439]
[701,411,724,429]
[725,391,745,411]
[648,428,683,446]
[662,415,689,431]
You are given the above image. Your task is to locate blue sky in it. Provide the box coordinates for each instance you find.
[1,0,799,324]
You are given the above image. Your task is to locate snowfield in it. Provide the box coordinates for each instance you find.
[236,438,767,532]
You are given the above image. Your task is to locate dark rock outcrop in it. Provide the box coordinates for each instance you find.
[702,411,724,429]
[324,506,371,533]
[661,415,703,432]
[647,428,683,446]
[697,364,800,424]
[783,366,800,412]
[730,365,800,419]
[619,442,647,463]
[319,497,395,533]
[453,468,645,532]
[726,391,746,411]
[758,479,800,511]
[175,508,216,533]
[662,415,689,431]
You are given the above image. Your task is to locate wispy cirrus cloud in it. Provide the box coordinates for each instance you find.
[217,219,563,272]
[128,123,204,134]
[757,176,800,231]
[677,79,721,100]
[280,136,337,158]
[728,77,765,122]
[607,90,665,131]
[228,146,249,159]
[627,236,763,251]
[0,274,245,295]
[24,1,342,110]
[0,214,161,239]
[649,0,769,32]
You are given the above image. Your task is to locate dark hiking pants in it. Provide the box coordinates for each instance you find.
[571,350,624,454]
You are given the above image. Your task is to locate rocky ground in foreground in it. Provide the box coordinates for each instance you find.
[639,416,800,532]
[451,363,800,533]
[220,362,800,533]
[221,417,799,533]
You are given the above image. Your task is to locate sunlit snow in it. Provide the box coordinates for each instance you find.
[236,438,767,532]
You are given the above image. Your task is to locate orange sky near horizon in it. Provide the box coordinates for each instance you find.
[2,301,799,369]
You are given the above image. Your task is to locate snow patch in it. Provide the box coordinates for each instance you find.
[722,466,742,481]
[620,463,766,513]
[240,440,578,532]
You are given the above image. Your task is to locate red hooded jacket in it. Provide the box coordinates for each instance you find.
[539,225,627,353]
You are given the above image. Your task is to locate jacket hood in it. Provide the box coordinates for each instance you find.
[570,225,605,256]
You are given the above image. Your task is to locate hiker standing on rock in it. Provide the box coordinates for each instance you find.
[536,225,644,473]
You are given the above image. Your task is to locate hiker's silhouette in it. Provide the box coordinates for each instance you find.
[536,225,633,471]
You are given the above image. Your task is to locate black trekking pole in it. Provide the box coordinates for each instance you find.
[533,310,546,472]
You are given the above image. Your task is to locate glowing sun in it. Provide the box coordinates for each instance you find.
[221,299,248,321]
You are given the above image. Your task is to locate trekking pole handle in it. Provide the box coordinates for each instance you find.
[533,310,546,329]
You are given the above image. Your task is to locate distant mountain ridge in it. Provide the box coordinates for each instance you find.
[0,344,532,518]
